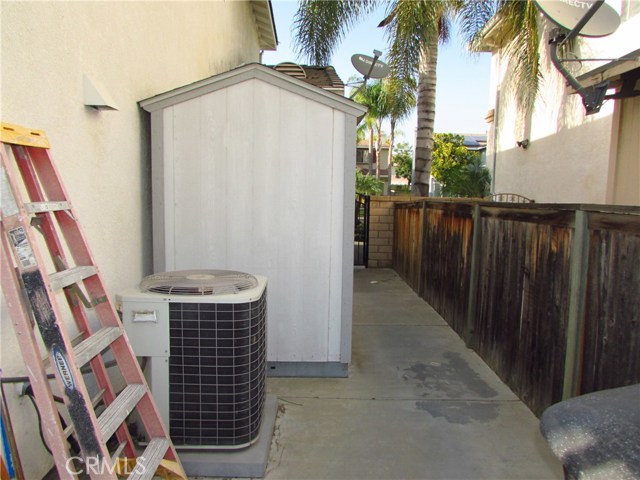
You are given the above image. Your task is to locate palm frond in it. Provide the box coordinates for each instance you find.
[498,0,541,111]
[293,0,380,65]
[383,76,417,122]
[353,80,386,125]
[457,0,498,47]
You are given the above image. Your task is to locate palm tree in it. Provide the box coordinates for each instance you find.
[352,80,386,175]
[353,77,415,181]
[293,0,541,196]
[376,1,454,195]
[382,76,416,183]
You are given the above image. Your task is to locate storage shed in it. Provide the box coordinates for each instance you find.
[139,63,367,376]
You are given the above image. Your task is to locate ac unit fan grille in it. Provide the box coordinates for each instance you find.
[168,291,267,447]
[141,270,259,296]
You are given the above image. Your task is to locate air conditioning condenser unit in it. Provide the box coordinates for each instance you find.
[116,270,267,450]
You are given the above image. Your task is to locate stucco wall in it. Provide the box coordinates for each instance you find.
[487,7,640,204]
[1,2,262,477]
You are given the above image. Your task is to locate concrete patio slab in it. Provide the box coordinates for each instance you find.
[267,323,519,402]
[266,397,560,480]
[262,268,563,480]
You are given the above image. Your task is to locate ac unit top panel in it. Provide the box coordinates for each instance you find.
[117,274,267,305]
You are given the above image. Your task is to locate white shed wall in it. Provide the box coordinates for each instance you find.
[1,2,263,477]
[157,78,354,365]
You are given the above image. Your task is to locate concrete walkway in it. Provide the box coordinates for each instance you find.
[264,268,563,480]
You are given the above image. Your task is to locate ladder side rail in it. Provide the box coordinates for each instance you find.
[27,148,123,329]
[10,144,65,261]
[12,145,137,458]
[25,147,181,464]
[4,130,185,478]
[0,235,77,480]
[0,148,114,475]
[25,147,100,273]
[105,335,182,463]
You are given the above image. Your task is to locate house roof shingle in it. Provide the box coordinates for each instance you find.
[272,62,345,96]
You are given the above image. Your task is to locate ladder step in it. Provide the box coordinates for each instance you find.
[24,201,71,213]
[127,438,169,480]
[49,265,97,290]
[92,388,106,408]
[98,384,146,442]
[74,327,122,368]
[111,441,127,464]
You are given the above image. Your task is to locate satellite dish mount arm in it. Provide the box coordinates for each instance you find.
[559,0,604,46]
[364,50,383,82]
[547,0,608,115]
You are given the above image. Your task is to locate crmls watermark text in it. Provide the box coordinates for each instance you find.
[65,456,146,475]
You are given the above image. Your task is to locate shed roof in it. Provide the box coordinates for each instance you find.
[139,63,367,117]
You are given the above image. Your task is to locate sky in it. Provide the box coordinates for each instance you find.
[262,0,493,147]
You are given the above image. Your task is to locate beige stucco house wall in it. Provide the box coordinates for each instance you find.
[0,2,275,477]
[480,2,639,205]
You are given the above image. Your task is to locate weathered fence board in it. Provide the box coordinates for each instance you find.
[582,224,640,393]
[393,202,424,291]
[420,203,474,337]
[393,200,640,417]
[475,216,573,416]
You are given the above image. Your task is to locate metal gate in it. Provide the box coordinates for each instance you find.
[354,194,370,266]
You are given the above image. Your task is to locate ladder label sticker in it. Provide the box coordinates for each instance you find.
[52,345,76,392]
[8,227,37,268]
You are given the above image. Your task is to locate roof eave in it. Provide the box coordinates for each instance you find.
[252,0,278,51]
[473,13,509,53]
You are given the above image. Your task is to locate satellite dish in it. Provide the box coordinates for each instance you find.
[351,53,390,79]
[535,0,620,37]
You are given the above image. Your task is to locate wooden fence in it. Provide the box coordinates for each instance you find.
[393,200,640,416]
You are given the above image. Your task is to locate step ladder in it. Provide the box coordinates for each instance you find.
[0,123,186,480]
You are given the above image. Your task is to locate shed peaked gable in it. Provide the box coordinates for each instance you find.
[139,63,367,117]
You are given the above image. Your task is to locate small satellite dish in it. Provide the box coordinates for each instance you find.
[351,53,390,79]
[535,0,620,37]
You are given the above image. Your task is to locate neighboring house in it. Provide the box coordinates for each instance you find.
[0,2,276,478]
[478,2,640,205]
[463,134,488,154]
[356,140,391,177]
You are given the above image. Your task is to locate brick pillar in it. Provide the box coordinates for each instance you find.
[367,196,426,268]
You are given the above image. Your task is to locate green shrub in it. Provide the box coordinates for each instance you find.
[356,170,384,196]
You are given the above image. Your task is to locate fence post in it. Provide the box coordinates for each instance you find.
[563,209,590,400]
[417,201,425,295]
[465,204,482,349]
